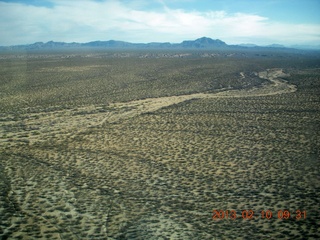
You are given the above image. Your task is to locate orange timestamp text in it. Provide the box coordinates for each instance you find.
[212,209,306,220]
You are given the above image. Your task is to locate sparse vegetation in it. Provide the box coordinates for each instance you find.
[0,49,319,239]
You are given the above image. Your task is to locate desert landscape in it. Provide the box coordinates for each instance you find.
[0,50,319,239]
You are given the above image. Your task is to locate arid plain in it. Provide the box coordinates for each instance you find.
[0,50,319,239]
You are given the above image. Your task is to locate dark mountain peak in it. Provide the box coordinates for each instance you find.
[196,37,224,44]
[181,37,227,48]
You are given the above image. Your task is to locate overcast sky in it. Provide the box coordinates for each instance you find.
[1,0,320,46]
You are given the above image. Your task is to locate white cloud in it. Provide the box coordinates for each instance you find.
[0,0,319,46]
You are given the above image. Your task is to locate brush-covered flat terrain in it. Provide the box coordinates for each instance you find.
[0,50,320,239]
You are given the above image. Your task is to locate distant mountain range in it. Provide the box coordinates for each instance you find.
[1,37,319,50]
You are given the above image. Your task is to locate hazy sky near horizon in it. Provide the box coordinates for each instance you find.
[0,0,319,46]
